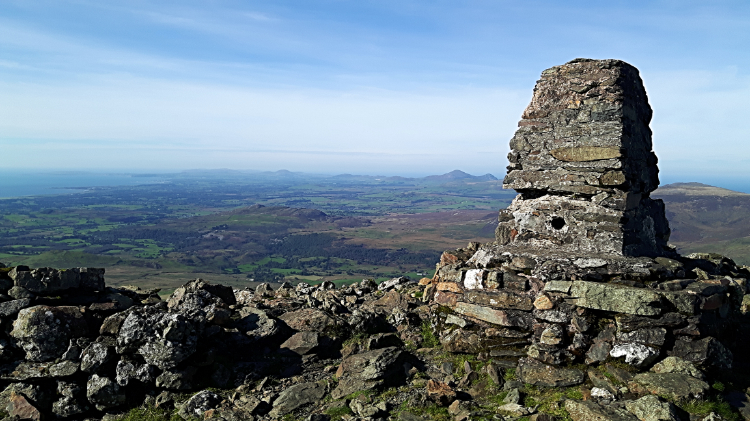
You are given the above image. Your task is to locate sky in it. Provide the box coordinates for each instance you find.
[1,1,749,181]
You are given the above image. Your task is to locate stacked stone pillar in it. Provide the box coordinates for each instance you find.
[498,58,670,257]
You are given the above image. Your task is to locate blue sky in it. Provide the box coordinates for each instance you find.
[1,1,749,181]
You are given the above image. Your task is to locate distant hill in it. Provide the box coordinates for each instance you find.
[653,183,750,264]
[655,182,747,197]
[423,170,498,182]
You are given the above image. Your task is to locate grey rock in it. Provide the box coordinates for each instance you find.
[570,281,662,316]
[625,395,681,421]
[349,399,387,417]
[616,328,667,347]
[11,305,88,362]
[116,359,155,386]
[52,396,85,418]
[278,308,338,332]
[565,399,638,421]
[332,346,408,399]
[156,366,197,390]
[86,374,125,410]
[116,307,198,370]
[178,390,222,420]
[269,382,325,417]
[80,339,115,373]
[516,358,584,387]
[99,311,129,336]
[504,388,521,404]
[7,286,34,300]
[0,360,79,380]
[631,372,709,400]
[377,276,415,291]
[280,331,319,355]
[235,307,280,341]
[650,356,704,379]
[670,337,732,370]
[0,299,30,317]
[586,341,613,365]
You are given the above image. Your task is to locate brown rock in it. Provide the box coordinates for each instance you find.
[533,294,554,310]
[426,380,456,406]
[437,282,462,293]
[7,392,42,421]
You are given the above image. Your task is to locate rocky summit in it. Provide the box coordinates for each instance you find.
[1,58,750,421]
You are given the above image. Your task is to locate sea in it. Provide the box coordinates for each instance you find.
[0,170,169,199]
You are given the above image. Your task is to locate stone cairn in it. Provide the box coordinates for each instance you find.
[427,59,750,412]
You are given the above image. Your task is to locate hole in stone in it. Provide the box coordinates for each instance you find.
[551,217,566,230]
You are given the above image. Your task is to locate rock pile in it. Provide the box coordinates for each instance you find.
[0,264,441,420]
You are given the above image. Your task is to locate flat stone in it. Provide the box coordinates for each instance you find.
[269,382,325,417]
[517,358,584,387]
[570,281,662,316]
[565,399,638,421]
[616,328,667,347]
[462,290,534,311]
[551,146,622,162]
[454,302,533,329]
[0,299,30,317]
[280,332,319,355]
[544,281,572,294]
[278,308,337,332]
[0,361,79,380]
[437,282,462,293]
[630,372,709,400]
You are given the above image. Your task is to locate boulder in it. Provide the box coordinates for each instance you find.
[0,299,30,317]
[80,339,116,373]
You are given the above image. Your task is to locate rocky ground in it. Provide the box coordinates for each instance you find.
[0,261,749,421]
